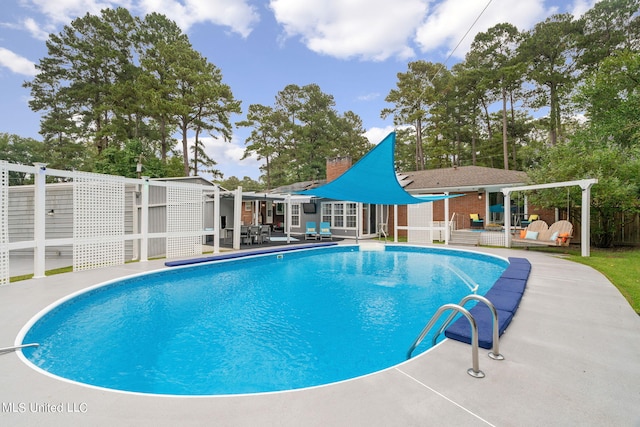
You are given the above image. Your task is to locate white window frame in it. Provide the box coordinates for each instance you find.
[291,203,300,227]
[320,201,357,230]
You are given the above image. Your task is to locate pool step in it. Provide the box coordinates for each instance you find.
[449,230,480,246]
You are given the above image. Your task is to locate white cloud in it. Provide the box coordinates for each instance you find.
[179,134,263,180]
[24,0,128,26]
[269,0,427,61]
[568,0,598,18]
[137,0,260,37]
[415,0,550,59]
[357,92,380,102]
[364,126,396,145]
[22,17,53,40]
[267,0,564,62]
[21,0,259,38]
[0,47,37,75]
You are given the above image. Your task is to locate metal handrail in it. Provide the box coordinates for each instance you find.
[433,295,504,361]
[407,304,484,378]
[0,343,39,355]
[378,223,388,243]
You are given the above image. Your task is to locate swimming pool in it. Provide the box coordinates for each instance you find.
[19,245,507,396]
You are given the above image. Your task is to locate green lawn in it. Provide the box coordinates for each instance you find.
[567,248,640,314]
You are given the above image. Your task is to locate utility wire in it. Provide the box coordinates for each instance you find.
[418,0,494,95]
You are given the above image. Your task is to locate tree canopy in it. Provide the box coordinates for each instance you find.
[238,84,372,190]
[23,7,239,178]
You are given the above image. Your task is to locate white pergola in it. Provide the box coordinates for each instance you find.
[502,179,598,257]
[231,190,313,249]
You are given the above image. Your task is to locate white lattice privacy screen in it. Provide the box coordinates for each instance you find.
[73,172,125,271]
[407,203,434,243]
[0,161,9,285]
[166,184,203,259]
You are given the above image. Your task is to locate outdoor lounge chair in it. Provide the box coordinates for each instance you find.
[318,222,332,241]
[305,222,318,240]
[512,220,573,247]
[470,213,484,228]
[520,214,539,227]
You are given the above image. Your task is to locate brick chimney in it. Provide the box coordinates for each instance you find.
[326,157,352,182]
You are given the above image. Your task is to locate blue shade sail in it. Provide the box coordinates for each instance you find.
[298,132,458,205]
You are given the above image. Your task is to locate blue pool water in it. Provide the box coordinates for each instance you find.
[20,245,507,396]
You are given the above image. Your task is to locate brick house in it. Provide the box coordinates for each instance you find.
[268,156,540,240]
[401,166,532,230]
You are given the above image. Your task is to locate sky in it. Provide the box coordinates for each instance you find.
[0,0,597,181]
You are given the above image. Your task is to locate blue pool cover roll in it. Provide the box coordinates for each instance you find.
[164,242,338,267]
[444,257,531,349]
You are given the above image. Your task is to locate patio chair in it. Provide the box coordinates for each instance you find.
[470,213,484,228]
[305,222,318,240]
[318,222,332,241]
[260,225,271,243]
[520,214,539,227]
[249,225,261,244]
[240,225,252,245]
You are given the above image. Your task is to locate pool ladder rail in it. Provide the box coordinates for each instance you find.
[406,295,503,379]
[0,343,39,355]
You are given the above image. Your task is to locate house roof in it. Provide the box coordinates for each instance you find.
[403,166,528,193]
[152,175,216,187]
[270,180,325,194]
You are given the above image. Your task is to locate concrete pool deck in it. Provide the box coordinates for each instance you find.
[1,245,639,426]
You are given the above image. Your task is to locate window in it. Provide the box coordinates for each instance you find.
[320,202,357,229]
[346,203,357,228]
[291,204,300,227]
[322,203,332,224]
[334,203,344,227]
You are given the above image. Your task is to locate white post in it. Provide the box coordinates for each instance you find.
[213,185,220,254]
[503,191,512,248]
[393,205,398,242]
[253,200,258,225]
[483,191,489,226]
[286,194,292,243]
[33,163,47,278]
[140,177,149,262]
[444,192,450,245]
[132,191,139,260]
[356,203,360,243]
[233,186,242,250]
[581,183,592,257]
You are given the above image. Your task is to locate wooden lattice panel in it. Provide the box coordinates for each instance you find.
[73,172,125,271]
[166,184,203,259]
